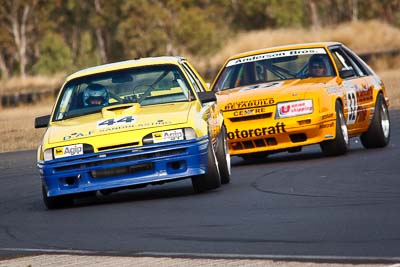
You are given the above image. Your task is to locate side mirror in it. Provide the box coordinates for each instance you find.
[35,115,51,128]
[339,68,356,79]
[197,91,217,104]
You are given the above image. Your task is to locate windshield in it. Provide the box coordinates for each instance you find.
[53,64,193,121]
[213,48,335,91]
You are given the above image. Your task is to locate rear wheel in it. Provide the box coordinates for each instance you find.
[192,139,221,193]
[360,93,390,148]
[320,101,349,156]
[42,185,73,209]
[216,126,231,184]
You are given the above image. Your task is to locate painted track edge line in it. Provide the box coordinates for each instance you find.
[1,248,400,263]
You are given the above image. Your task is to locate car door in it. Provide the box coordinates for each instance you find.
[329,46,374,134]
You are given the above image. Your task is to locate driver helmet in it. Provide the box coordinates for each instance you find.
[83,83,109,107]
[308,54,328,77]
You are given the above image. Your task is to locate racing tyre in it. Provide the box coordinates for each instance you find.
[192,139,221,193]
[360,93,390,148]
[320,101,349,156]
[42,185,73,209]
[216,126,231,184]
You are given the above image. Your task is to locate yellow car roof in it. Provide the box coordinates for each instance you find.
[226,42,342,61]
[66,56,186,81]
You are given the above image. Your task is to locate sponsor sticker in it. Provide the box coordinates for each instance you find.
[54,144,83,159]
[227,48,326,67]
[277,100,313,118]
[224,98,275,110]
[97,115,136,128]
[233,107,266,117]
[152,129,184,143]
[227,122,286,139]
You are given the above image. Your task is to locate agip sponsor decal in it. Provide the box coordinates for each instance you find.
[152,129,184,143]
[54,144,83,159]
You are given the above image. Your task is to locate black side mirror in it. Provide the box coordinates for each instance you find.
[339,68,356,79]
[197,91,217,104]
[35,115,51,128]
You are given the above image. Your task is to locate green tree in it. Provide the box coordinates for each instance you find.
[32,33,73,75]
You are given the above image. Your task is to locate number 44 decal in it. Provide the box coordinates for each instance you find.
[346,90,357,125]
[97,115,136,128]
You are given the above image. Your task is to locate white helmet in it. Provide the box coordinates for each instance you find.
[83,84,109,106]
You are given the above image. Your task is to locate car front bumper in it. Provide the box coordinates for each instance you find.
[38,137,209,197]
[225,113,336,155]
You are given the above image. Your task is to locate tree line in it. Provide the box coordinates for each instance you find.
[0,0,399,79]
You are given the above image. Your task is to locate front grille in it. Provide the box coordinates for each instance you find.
[229,113,272,122]
[230,137,277,150]
[53,148,187,172]
[98,142,140,151]
[91,163,153,179]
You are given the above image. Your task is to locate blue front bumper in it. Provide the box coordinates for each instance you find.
[38,137,209,197]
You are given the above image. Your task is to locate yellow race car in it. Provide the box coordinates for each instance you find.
[35,57,230,209]
[210,42,390,160]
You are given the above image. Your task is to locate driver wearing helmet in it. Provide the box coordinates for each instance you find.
[308,54,328,77]
[83,83,109,107]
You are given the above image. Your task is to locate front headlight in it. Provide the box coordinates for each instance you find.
[142,128,197,145]
[44,149,53,161]
[276,99,313,119]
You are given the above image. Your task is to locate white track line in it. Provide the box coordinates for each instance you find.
[1,248,400,263]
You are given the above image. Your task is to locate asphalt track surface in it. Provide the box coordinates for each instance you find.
[0,110,399,263]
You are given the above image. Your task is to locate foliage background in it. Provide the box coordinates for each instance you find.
[0,0,399,81]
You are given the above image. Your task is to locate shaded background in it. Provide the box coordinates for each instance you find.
[0,0,399,80]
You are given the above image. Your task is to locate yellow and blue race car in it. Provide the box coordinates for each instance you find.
[211,42,390,160]
[35,56,230,209]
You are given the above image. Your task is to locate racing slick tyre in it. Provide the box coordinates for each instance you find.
[42,185,73,209]
[215,126,231,184]
[320,101,349,156]
[192,139,221,193]
[360,93,390,148]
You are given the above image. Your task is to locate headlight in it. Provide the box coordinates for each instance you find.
[142,128,197,145]
[44,149,54,161]
[276,99,313,118]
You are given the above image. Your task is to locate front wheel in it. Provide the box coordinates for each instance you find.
[320,101,349,156]
[215,126,231,184]
[191,139,221,193]
[42,185,73,209]
[360,93,390,148]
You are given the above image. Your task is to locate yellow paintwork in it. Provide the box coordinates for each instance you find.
[211,42,388,156]
[38,57,223,160]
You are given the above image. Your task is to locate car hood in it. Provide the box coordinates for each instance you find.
[47,102,192,144]
[215,78,335,111]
